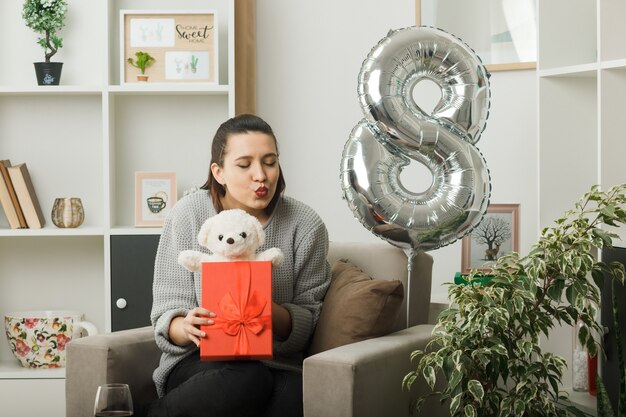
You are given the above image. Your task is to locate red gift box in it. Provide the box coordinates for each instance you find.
[200,261,273,361]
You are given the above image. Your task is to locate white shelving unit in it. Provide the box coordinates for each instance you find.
[538,0,626,408]
[0,0,235,414]
[538,0,626,231]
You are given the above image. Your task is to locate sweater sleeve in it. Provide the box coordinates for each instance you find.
[151,204,199,356]
[274,218,331,355]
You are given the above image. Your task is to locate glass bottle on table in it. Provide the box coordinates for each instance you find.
[572,320,589,392]
[588,351,598,396]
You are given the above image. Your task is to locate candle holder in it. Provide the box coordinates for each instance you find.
[51,197,84,228]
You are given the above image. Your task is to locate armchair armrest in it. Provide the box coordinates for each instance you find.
[303,324,448,417]
[66,326,160,417]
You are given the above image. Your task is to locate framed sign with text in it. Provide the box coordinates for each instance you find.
[121,10,218,84]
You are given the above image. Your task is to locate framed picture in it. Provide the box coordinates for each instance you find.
[415,0,536,71]
[461,204,520,273]
[121,10,218,84]
[135,172,177,227]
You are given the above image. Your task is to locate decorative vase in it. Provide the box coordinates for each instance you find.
[572,320,589,392]
[34,62,63,86]
[588,352,598,396]
[51,197,84,228]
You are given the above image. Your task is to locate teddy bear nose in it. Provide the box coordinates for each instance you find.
[226,237,235,244]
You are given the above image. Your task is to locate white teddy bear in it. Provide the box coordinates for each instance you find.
[178,208,284,273]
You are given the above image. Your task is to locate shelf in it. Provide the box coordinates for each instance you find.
[562,389,597,416]
[0,0,234,395]
[538,0,626,398]
[0,84,231,95]
[600,59,626,71]
[0,86,104,95]
[0,227,105,237]
[539,63,598,78]
[110,227,163,235]
[0,227,165,236]
[108,84,230,95]
[0,360,65,380]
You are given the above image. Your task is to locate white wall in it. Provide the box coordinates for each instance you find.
[256,0,538,302]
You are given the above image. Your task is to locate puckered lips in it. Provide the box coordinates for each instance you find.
[255,185,268,198]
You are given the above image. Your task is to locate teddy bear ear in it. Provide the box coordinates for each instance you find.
[198,217,212,247]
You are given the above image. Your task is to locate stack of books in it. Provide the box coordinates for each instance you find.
[0,160,45,229]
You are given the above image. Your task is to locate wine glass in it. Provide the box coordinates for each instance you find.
[93,383,134,416]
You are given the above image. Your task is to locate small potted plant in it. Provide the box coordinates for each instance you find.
[127,51,155,82]
[22,0,68,86]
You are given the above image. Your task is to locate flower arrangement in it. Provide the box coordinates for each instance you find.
[22,0,68,63]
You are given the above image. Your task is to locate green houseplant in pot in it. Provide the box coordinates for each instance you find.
[22,0,67,86]
[127,51,155,82]
[404,184,626,417]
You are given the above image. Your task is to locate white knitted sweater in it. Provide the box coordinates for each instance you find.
[150,191,331,397]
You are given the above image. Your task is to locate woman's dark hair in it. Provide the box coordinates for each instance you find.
[201,114,286,214]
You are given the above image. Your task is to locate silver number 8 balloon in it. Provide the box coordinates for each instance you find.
[341,26,492,251]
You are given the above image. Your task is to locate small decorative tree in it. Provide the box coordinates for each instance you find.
[22,0,68,63]
[404,184,626,417]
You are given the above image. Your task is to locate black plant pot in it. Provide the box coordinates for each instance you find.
[34,62,63,86]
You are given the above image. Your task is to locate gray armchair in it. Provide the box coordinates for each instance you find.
[66,241,447,417]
